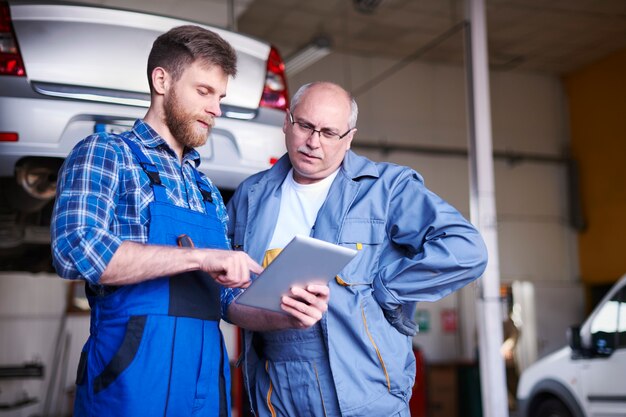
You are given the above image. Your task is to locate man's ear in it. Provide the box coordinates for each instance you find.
[345,128,357,150]
[282,110,291,134]
[151,67,168,95]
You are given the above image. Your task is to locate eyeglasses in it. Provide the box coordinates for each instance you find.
[288,112,354,141]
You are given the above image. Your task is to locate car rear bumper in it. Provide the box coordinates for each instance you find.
[0,81,286,189]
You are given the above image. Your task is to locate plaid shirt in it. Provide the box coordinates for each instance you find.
[52,119,236,316]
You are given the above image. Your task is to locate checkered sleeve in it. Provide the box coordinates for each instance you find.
[220,287,244,322]
[51,133,124,284]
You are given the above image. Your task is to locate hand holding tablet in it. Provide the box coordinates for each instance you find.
[234,235,357,313]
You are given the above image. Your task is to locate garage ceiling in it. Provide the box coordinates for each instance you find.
[83,0,626,74]
[238,0,626,74]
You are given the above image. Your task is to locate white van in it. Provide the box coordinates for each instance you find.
[516,274,626,417]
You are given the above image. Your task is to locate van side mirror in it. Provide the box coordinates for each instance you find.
[567,325,582,352]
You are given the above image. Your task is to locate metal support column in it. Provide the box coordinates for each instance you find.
[227,0,237,31]
[464,0,509,416]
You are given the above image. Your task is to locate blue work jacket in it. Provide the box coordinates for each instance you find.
[226,151,488,416]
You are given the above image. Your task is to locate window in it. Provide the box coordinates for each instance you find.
[617,289,626,349]
[590,288,626,354]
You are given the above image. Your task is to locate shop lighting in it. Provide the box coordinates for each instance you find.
[284,36,332,75]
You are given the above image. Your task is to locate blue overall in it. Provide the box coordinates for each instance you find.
[73,135,231,417]
[253,324,410,417]
[253,325,341,417]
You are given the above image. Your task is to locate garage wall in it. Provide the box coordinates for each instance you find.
[290,53,578,284]
[565,46,626,287]
[289,53,580,362]
[0,273,85,417]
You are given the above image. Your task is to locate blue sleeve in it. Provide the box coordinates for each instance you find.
[51,134,123,284]
[372,171,488,309]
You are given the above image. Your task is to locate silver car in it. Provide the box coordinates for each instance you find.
[0,1,289,269]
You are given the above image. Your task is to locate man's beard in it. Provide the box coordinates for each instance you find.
[164,88,213,149]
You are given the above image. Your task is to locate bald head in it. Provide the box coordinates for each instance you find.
[290,82,358,130]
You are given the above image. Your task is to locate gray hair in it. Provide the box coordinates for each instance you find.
[290,82,358,129]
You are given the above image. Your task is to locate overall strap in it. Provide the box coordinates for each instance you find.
[191,167,216,214]
[119,134,169,203]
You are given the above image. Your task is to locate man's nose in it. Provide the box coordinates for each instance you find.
[206,99,222,117]
[305,130,322,148]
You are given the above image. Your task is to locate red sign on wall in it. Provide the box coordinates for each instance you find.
[441,309,458,332]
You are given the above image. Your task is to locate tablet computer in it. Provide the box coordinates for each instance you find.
[234,235,358,313]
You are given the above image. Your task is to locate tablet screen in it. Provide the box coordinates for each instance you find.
[234,235,357,313]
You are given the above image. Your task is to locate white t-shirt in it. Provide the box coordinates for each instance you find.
[268,168,339,249]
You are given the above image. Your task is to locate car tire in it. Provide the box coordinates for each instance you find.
[535,398,573,417]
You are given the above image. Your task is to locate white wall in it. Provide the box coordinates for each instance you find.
[0,273,89,417]
[289,52,579,362]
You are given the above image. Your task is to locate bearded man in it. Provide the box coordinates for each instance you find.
[51,25,329,417]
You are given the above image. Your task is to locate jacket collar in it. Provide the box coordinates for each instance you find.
[341,150,380,180]
[248,150,379,247]
[265,150,380,184]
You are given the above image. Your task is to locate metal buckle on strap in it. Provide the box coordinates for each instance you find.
[143,167,162,186]
[199,187,213,203]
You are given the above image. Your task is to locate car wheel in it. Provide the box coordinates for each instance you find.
[535,398,573,417]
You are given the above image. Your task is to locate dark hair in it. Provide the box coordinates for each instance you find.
[147,25,237,92]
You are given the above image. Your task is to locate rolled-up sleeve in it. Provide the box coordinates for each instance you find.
[51,134,123,284]
[372,171,488,310]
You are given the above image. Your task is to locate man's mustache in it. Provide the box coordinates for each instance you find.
[297,146,323,159]
[199,117,215,129]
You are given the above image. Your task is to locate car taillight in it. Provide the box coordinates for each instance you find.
[0,132,18,141]
[260,46,288,111]
[0,1,25,76]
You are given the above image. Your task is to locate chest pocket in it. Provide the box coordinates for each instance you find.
[336,219,385,285]
[232,223,246,251]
